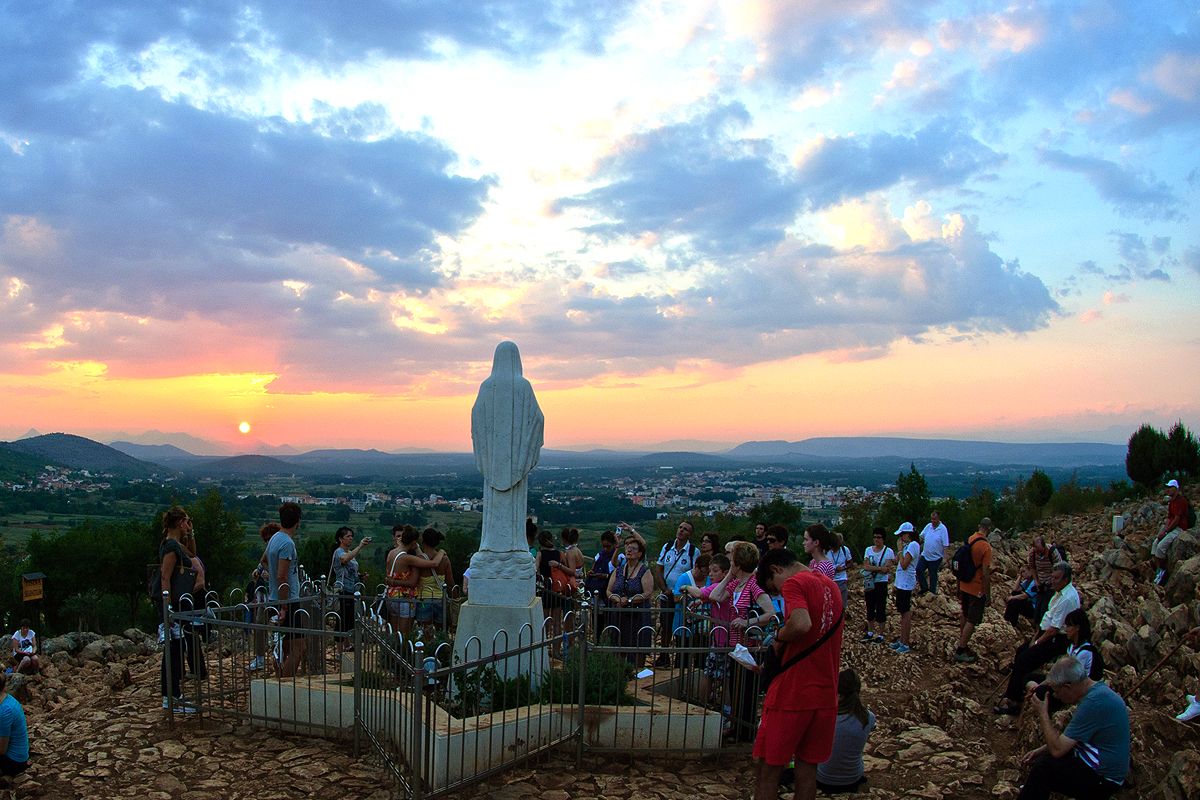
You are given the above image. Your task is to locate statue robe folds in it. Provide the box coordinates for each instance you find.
[468,341,543,593]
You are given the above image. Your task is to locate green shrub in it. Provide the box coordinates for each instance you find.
[443,665,535,717]
[540,648,635,706]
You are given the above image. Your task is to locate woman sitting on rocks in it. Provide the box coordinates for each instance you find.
[9,620,38,675]
[816,668,876,794]
[1003,566,1040,632]
[1022,609,1105,713]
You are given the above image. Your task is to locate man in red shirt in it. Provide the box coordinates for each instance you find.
[754,548,845,800]
[1153,480,1191,585]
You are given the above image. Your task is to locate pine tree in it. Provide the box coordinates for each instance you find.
[1165,420,1200,477]
[1126,424,1167,488]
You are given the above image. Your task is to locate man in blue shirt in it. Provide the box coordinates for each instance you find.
[0,673,29,777]
[268,502,304,677]
[1017,655,1129,799]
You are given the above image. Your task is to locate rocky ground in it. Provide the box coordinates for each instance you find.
[6,491,1200,798]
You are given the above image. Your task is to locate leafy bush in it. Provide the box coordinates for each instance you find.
[443,665,535,718]
[540,648,635,706]
[1045,477,1109,517]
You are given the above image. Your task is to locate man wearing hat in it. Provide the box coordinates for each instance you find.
[1152,480,1191,585]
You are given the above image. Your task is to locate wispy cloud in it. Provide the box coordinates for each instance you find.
[1039,149,1180,221]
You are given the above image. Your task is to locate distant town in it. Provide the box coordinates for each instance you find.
[3,461,866,523]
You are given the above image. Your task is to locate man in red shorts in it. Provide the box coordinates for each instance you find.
[754,547,845,800]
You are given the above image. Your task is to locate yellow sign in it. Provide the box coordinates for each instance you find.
[21,573,45,602]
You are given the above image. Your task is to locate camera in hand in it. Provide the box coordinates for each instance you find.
[1034,684,1051,700]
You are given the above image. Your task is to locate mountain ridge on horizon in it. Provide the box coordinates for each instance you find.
[729,436,1125,467]
[105,432,1128,467]
[7,431,1133,485]
[98,430,1134,458]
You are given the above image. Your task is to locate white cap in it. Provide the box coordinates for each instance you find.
[1166,479,1180,489]
[893,522,914,535]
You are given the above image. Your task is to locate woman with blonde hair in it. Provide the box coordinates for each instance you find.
[693,541,775,741]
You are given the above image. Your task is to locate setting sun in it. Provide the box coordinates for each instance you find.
[238,421,251,435]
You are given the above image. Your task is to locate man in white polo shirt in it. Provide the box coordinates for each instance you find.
[916,511,950,596]
[655,520,698,662]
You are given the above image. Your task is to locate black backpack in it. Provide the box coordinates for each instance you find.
[951,537,983,582]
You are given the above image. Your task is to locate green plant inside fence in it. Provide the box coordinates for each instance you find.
[540,649,636,707]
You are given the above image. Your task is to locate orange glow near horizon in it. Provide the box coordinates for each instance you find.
[0,316,1196,451]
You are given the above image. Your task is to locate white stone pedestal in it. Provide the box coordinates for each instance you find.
[453,597,548,687]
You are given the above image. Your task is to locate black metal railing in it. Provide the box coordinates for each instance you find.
[158,582,773,798]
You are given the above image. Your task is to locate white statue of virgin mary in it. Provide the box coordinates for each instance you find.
[471,341,544,555]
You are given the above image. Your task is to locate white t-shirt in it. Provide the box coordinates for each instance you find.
[828,546,853,584]
[919,522,950,561]
[894,541,921,590]
[863,546,895,584]
[11,629,35,655]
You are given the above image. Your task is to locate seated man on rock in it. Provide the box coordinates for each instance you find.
[1017,655,1128,800]
[1151,479,1191,586]
[995,562,1079,715]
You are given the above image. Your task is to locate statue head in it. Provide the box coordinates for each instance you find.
[491,340,523,377]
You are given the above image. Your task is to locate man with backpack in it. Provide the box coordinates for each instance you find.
[953,518,993,664]
[655,521,698,662]
[1152,479,1193,585]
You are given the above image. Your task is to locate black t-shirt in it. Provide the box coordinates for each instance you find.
[159,538,192,570]
[539,548,561,578]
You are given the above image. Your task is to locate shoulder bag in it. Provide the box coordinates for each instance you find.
[759,608,844,692]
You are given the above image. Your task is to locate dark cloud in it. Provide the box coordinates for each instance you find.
[832,5,1198,144]
[1076,232,1178,283]
[391,216,1061,386]
[0,87,491,306]
[0,1,635,136]
[1039,149,1180,220]
[562,106,1004,256]
[794,118,1004,210]
[1113,232,1172,282]
[559,104,802,254]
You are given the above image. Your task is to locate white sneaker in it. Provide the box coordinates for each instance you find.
[247,656,265,671]
[1177,695,1200,722]
[162,696,198,713]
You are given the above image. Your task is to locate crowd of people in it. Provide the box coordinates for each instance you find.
[137,477,1198,798]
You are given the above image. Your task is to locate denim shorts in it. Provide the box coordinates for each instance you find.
[387,598,416,619]
[416,600,443,624]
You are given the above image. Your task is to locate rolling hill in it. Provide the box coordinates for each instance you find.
[727,436,1125,467]
[2,433,165,477]
[0,444,53,482]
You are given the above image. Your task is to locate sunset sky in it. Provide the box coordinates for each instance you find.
[1,1,1197,454]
